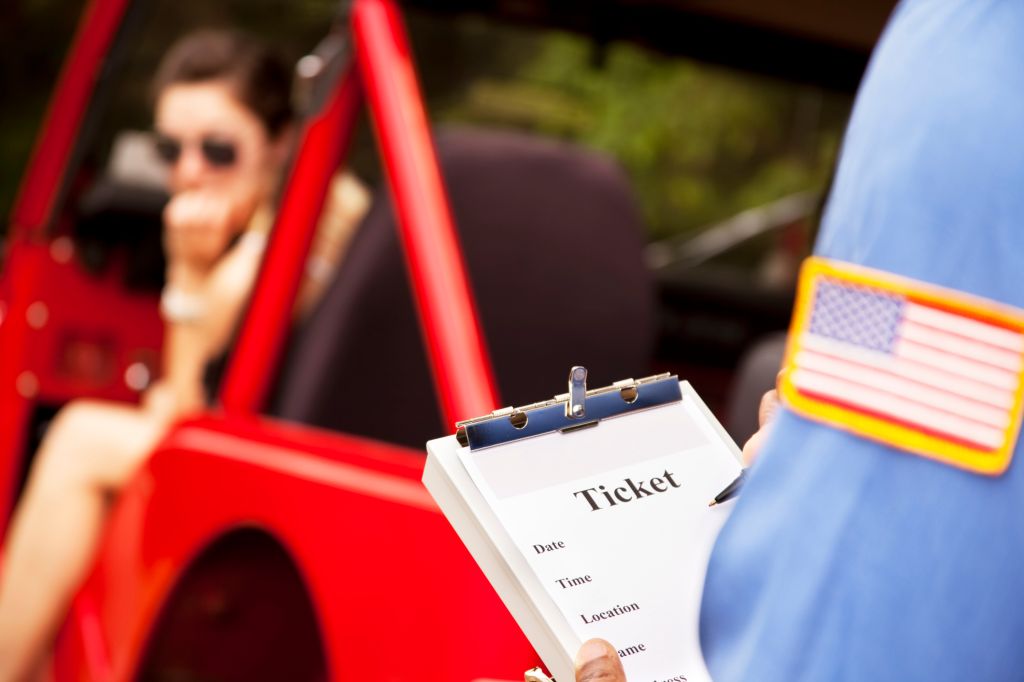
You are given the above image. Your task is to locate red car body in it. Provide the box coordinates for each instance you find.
[1,0,898,676]
[1,0,535,679]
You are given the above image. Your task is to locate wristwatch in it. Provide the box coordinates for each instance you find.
[159,285,206,323]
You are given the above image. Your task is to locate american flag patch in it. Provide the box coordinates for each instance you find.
[780,258,1024,475]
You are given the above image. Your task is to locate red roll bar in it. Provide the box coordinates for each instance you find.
[9,0,132,239]
[220,58,363,415]
[353,0,500,426]
[222,0,500,427]
[0,0,132,527]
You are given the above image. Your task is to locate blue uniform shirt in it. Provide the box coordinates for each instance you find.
[699,1,1024,680]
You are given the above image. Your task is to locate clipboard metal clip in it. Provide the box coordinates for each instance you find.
[455,368,682,450]
[524,667,556,682]
[566,366,587,419]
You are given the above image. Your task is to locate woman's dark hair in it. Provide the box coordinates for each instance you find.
[152,29,293,136]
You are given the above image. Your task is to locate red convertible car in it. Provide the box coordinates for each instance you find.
[0,0,893,679]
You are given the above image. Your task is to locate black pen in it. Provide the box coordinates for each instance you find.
[708,469,747,507]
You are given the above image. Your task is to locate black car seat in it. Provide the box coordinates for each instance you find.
[269,127,656,449]
[76,131,169,292]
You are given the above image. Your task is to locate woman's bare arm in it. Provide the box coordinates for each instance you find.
[150,190,264,419]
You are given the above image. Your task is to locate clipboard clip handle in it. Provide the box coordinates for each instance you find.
[566,366,587,419]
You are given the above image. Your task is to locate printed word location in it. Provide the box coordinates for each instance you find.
[580,602,640,624]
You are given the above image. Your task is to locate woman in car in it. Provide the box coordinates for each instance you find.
[0,29,369,680]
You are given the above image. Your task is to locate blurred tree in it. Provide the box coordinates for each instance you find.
[0,0,87,234]
[428,28,849,239]
[0,1,850,244]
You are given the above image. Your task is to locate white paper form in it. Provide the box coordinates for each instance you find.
[457,389,740,682]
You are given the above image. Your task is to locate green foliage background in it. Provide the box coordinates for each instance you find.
[420,20,850,239]
[0,0,851,241]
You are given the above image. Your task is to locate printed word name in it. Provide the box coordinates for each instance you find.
[617,643,647,658]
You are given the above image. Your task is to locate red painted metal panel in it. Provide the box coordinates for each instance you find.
[352,0,501,427]
[220,62,363,415]
[0,245,162,529]
[0,243,45,527]
[0,0,147,531]
[57,416,538,680]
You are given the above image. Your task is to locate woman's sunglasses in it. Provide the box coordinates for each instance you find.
[154,135,238,168]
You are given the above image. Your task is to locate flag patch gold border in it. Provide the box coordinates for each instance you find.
[779,258,1024,475]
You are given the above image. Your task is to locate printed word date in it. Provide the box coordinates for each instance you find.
[532,541,566,554]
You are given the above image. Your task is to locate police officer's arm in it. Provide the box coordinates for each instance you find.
[569,388,779,682]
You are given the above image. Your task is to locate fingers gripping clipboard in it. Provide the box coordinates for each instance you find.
[423,368,742,682]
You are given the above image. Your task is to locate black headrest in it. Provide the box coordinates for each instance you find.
[76,179,168,292]
[270,127,656,448]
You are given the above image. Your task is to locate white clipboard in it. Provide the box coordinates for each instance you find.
[423,369,741,682]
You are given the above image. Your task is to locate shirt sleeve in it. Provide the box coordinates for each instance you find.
[699,2,1024,680]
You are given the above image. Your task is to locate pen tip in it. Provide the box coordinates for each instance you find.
[707,500,717,507]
